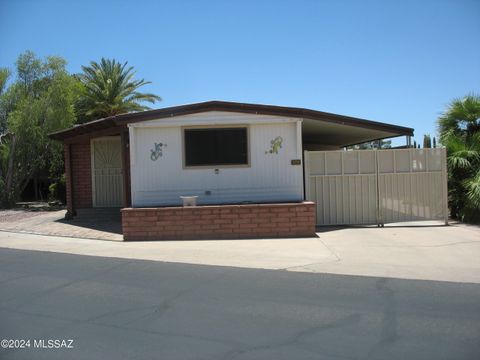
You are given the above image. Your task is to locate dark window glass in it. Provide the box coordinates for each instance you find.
[184,128,248,166]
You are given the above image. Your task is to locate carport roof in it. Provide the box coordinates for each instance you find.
[49,100,414,145]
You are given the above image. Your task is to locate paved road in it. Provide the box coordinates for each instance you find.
[0,248,479,360]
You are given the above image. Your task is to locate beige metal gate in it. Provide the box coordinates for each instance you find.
[91,137,123,207]
[304,148,448,226]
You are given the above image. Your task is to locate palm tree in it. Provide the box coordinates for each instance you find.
[442,131,480,221]
[438,94,480,222]
[76,58,161,121]
[439,94,480,137]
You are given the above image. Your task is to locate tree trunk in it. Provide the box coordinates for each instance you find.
[19,166,38,196]
[4,135,17,206]
[34,177,38,201]
[0,132,11,192]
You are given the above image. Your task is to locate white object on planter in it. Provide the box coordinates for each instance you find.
[180,196,198,207]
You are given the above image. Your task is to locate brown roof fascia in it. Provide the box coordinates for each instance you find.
[49,118,119,140]
[63,125,128,144]
[49,101,414,141]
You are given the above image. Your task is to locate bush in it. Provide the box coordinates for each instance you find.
[48,174,66,204]
[438,94,480,223]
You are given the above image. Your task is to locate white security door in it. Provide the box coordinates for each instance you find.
[91,137,123,207]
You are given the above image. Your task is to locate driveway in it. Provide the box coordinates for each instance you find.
[0,209,122,241]
[0,221,479,283]
[0,248,479,360]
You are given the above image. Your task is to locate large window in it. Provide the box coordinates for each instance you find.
[184,127,249,167]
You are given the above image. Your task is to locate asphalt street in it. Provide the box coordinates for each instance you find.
[0,247,479,360]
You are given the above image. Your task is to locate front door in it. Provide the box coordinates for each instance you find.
[91,137,123,207]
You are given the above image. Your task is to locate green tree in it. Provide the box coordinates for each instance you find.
[438,94,480,222]
[0,51,80,207]
[76,58,161,122]
[0,68,14,134]
[423,134,432,148]
[0,68,10,95]
[350,139,392,150]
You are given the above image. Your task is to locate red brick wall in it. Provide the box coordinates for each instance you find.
[64,144,73,215]
[65,142,92,210]
[121,202,316,241]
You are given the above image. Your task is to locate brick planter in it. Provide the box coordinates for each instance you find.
[121,202,316,241]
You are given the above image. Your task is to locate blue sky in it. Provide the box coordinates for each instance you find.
[1,0,479,145]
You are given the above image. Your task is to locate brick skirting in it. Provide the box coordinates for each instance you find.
[121,202,316,241]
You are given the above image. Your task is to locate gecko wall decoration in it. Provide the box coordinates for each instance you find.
[265,136,283,154]
[150,142,167,161]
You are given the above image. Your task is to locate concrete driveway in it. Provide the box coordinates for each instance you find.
[0,209,122,241]
[0,221,479,283]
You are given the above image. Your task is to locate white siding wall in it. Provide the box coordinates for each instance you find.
[129,111,303,207]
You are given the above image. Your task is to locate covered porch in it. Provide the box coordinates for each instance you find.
[58,125,132,219]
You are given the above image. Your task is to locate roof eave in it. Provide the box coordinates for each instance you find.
[48,101,414,141]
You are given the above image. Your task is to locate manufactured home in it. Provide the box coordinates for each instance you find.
[50,101,447,241]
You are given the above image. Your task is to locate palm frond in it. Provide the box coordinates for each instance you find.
[448,155,472,170]
[76,58,161,120]
[465,169,480,209]
[439,94,480,136]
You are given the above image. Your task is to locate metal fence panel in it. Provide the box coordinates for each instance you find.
[305,148,448,226]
